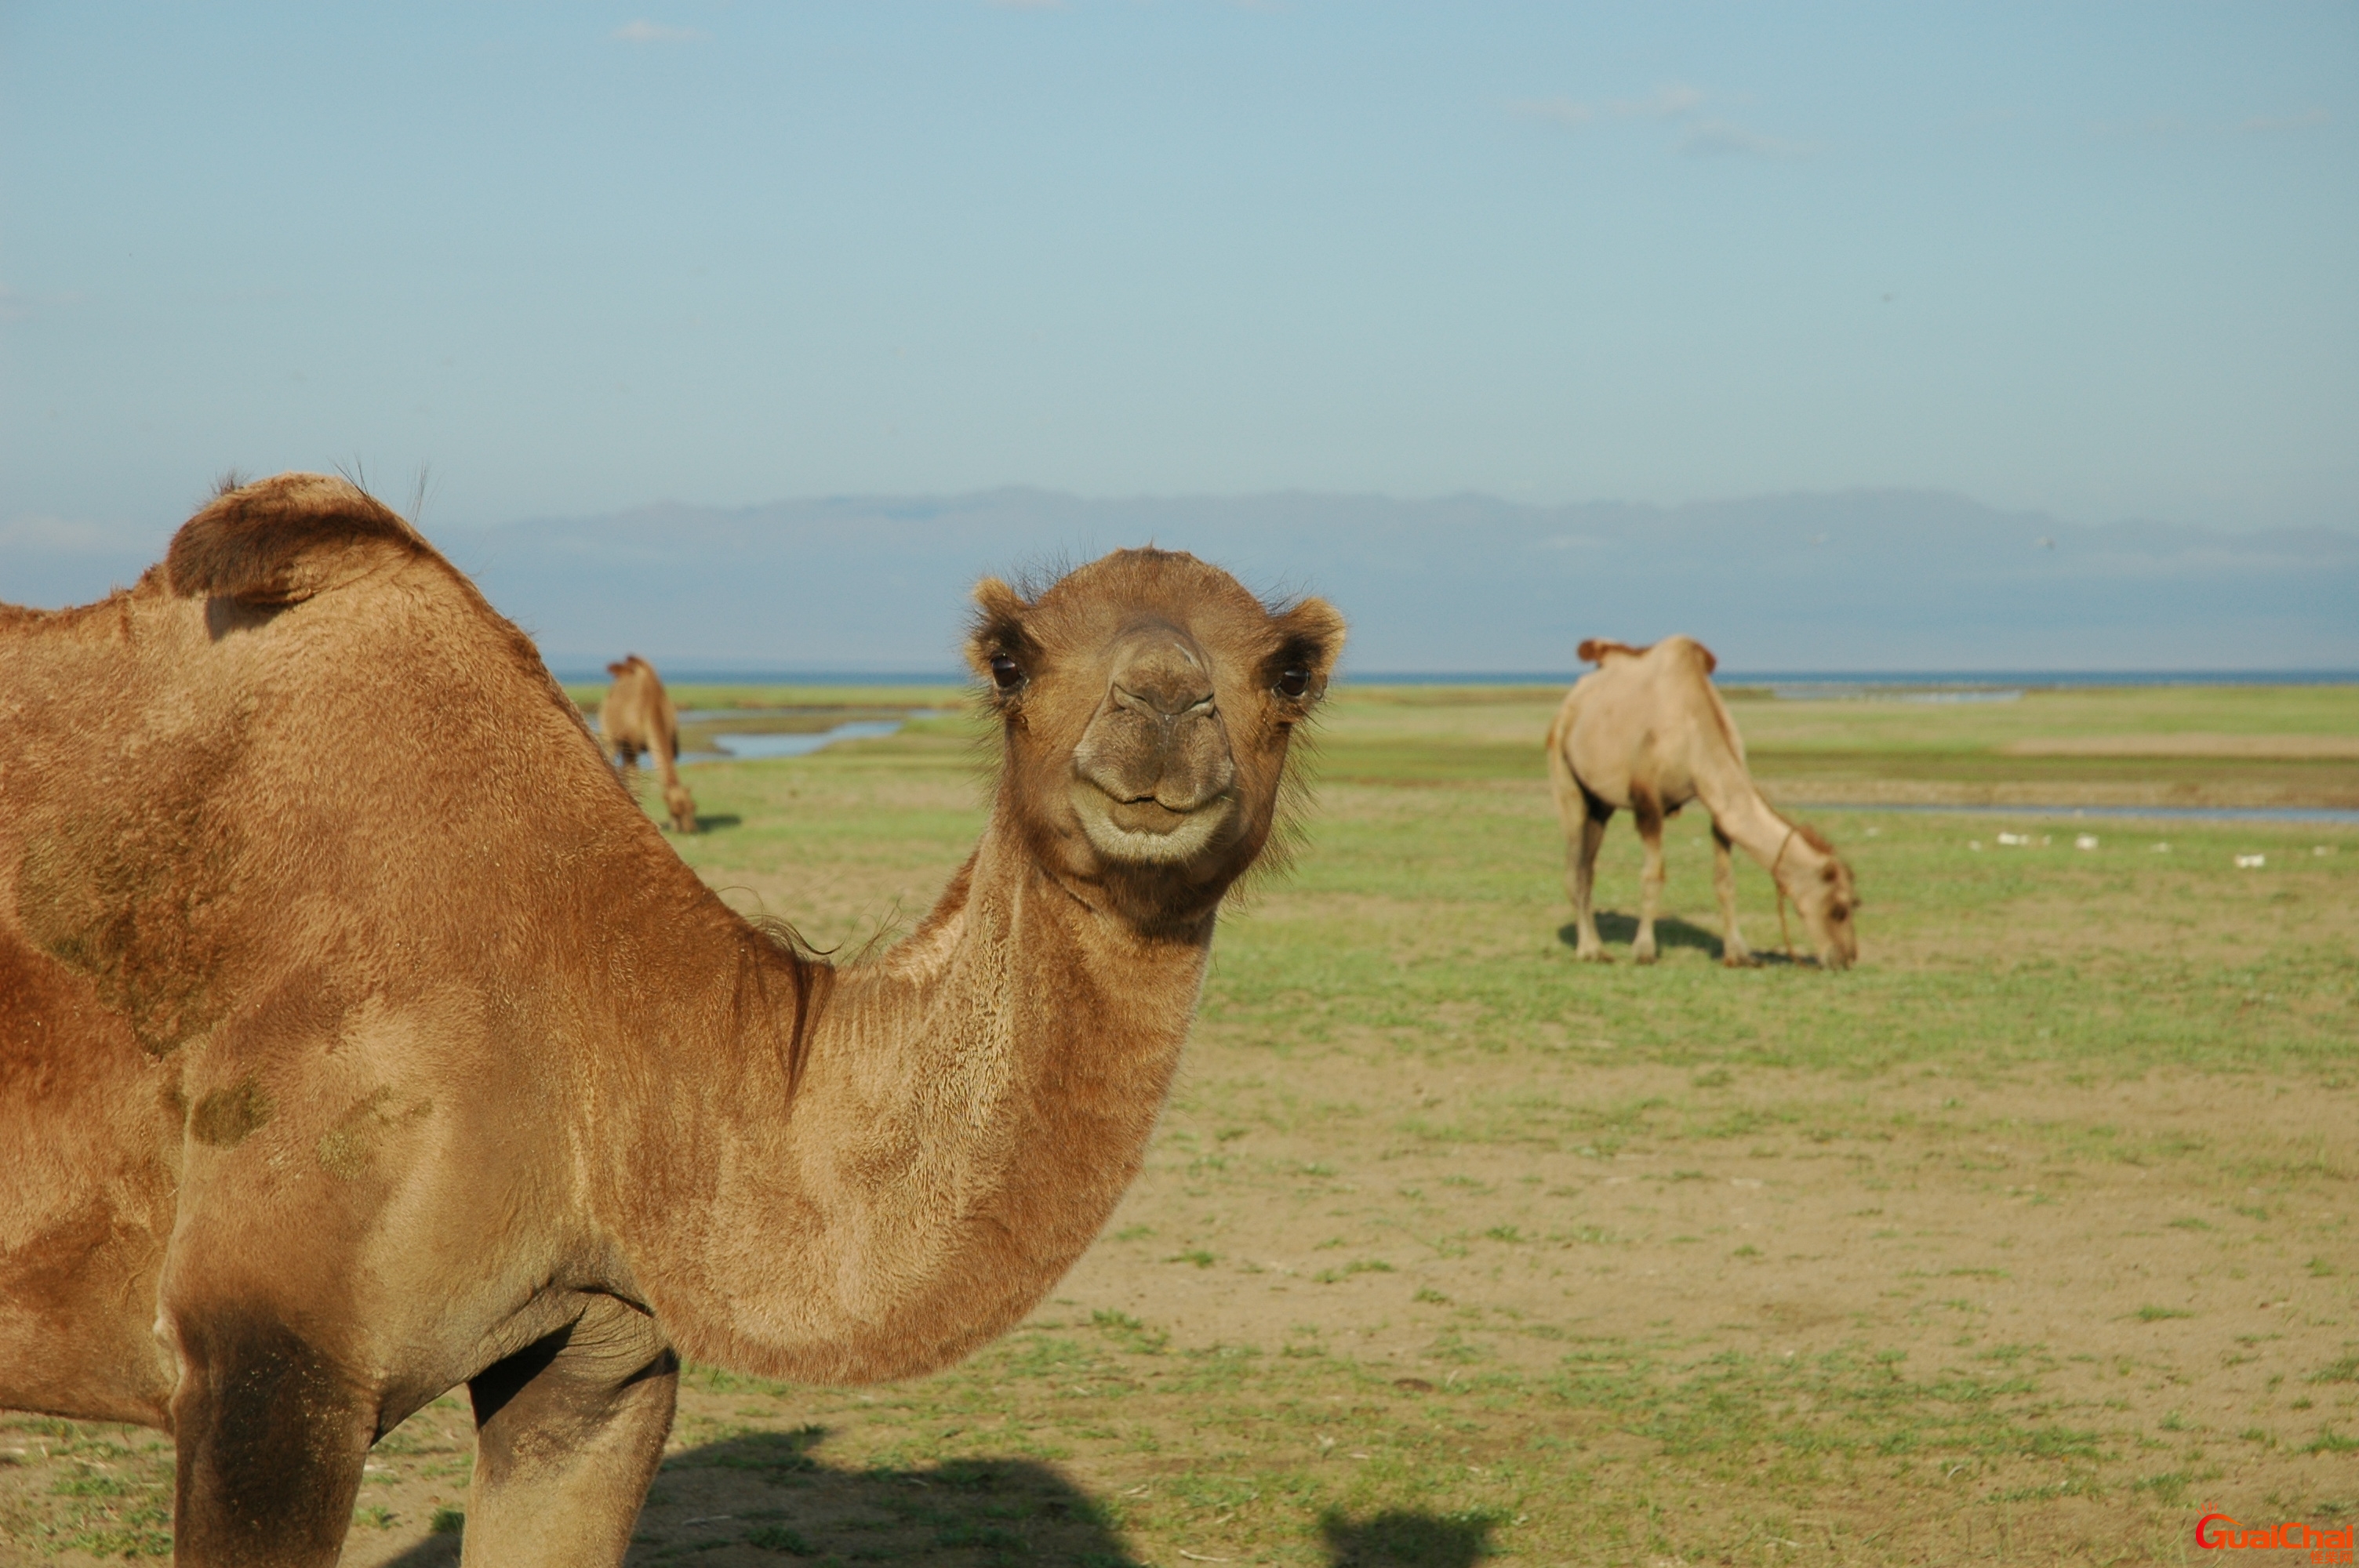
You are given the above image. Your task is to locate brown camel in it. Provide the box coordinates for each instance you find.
[602,653,698,832]
[0,472,1344,1566]
[1546,636,1858,969]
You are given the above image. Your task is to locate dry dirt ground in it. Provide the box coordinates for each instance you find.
[3,702,2353,1567]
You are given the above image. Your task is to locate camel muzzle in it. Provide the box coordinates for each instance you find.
[1068,631,1241,862]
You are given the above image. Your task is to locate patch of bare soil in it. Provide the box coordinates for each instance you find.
[1089,1049,2351,1384]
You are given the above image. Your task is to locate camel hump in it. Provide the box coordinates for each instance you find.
[1660,634,1719,675]
[165,472,428,605]
[1576,638,1650,664]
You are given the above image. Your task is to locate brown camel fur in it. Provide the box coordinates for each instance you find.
[1546,636,1859,970]
[602,653,698,833]
[0,473,1344,1566]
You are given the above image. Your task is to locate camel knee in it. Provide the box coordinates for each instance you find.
[463,1303,678,1566]
[168,1311,372,1566]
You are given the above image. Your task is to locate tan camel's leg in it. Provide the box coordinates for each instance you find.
[1568,800,1612,961]
[1712,824,1757,966]
[1631,792,1666,964]
[460,1294,680,1567]
[166,1308,374,1566]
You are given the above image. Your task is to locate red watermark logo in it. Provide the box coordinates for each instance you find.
[2197,1515,2354,1563]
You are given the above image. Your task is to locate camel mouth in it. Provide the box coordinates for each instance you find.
[1070,779,1238,865]
[1108,797,1192,833]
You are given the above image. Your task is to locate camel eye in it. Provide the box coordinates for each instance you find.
[989,655,1023,691]
[1275,667,1310,699]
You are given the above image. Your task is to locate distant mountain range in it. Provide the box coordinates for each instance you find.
[11,488,2356,673]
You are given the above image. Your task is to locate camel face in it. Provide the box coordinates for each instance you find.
[1789,838,1860,970]
[967,548,1343,901]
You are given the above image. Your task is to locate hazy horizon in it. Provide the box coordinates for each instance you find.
[5,4,2354,546]
[6,7,2353,675]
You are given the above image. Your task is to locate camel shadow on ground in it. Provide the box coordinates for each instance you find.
[691,812,743,832]
[1557,913,1806,966]
[378,1427,1499,1566]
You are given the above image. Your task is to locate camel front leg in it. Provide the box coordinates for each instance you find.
[1631,795,1666,965]
[459,1294,680,1567]
[1712,823,1757,967]
[1568,804,1612,961]
[167,1308,374,1566]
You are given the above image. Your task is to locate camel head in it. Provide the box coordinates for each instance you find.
[1778,824,1859,970]
[966,548,1344,929]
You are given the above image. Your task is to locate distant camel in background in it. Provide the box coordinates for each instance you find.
[1547,636,1858,969]
[603,654,698,832]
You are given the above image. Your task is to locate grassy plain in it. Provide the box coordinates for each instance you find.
[4,684,2354,1566]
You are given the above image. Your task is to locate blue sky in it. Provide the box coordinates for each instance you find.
[3,2,2354,550]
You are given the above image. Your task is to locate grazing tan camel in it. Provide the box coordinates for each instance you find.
[602,653,698,832]
[1546,636,1858,970]
[0,473,1343,1566]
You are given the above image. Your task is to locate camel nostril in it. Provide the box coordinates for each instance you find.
[1112,681,1214,720]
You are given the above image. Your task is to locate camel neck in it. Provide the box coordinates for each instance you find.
[1692,761,1800,877]
[594,806,1209,1385]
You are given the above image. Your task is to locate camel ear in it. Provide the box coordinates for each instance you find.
[1693,640,1719,674]
[167,472,424,606]
[1267,597,1346,702]
[965,576,1038,697]
[606,661,631,677]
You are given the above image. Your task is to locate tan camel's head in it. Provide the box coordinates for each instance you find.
[965,548,1343,926]
[1779,824,1859,970]
[662,779,698,833]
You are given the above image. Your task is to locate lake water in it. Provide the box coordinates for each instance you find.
[682,718,907,761]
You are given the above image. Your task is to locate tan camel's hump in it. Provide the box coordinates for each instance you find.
[165,472,429,606]
[1577,636,1719,676]
[1656,634,1720,675]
